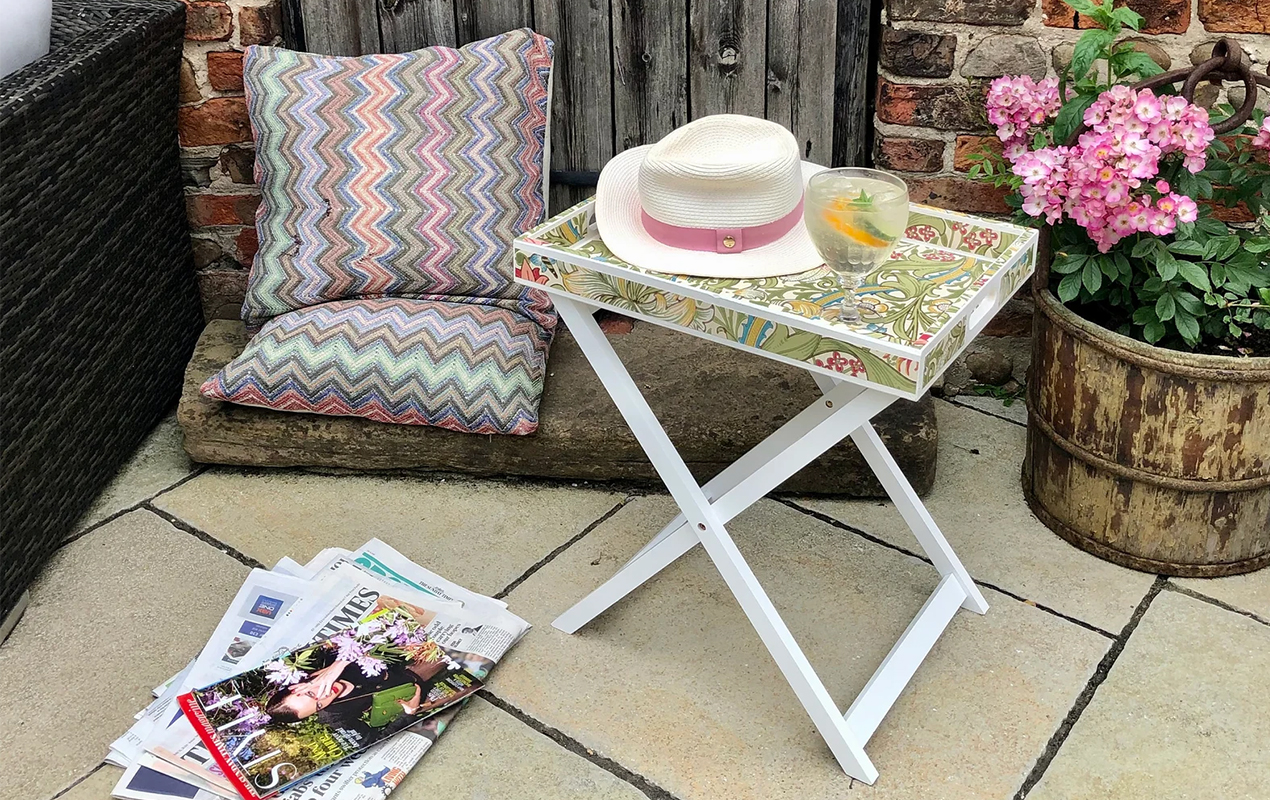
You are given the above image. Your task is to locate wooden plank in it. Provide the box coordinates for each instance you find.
[688,0,766,118]
[832,0,873,166]
[766,0,837,164]
[534,0,614,213]
[300,0,381,55]
[454,0,532,45]
[379,0,457,51]
[281,0,306,49]
[612,0,689,152]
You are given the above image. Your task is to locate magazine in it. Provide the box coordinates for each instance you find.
[144,566,462,795]
[178,604,483,800]
[109,539,530,800]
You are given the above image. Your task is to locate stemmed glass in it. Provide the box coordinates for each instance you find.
[803,168,909,323]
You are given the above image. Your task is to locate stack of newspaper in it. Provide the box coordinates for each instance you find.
[106,538,530,800]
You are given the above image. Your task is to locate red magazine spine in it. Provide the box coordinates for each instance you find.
[176,692,270,800]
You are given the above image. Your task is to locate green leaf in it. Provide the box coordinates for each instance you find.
[1109,5,1144,31]
[1226,262,1270,292]
[1132,306,1158,325]
[1143,321,1166,343]
[1155,252,1179,282]
[1051,253,1087,275]
[1206,236,1241,261]
[1113,252,1132,280]
[1083,259,1103,293]
[1112,51,1163,77]
[1156,292,1176,321]
[1058,271,1083,302]
[1070,29,1115,83]
[1176,261,1212,292]
[1174,310,1200,344]
[1065,0,1102,15]
[1194,217,1226,237]
[1167,240,1207,257]
[1131,238,1159,259]
[1175,170,1199,198]
[1053,94,1099,145]
[1175,291,1204,315]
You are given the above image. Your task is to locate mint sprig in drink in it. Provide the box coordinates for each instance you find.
[804,168,908,322]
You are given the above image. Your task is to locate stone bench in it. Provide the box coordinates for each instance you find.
[179,319,937,496]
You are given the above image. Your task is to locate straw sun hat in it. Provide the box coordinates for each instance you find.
[594,114,828,279]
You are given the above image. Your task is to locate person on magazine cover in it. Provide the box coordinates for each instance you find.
[264,643,470,740]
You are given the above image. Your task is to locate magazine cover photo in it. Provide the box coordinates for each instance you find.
[178,599,484,799]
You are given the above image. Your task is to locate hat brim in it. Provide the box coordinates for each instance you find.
[594,146,829,279]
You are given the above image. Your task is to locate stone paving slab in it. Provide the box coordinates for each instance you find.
[74,413,193,533]
[46,700,648,800]
[1173,570,1270,622]
[180,319,939,496]
[799,400,1155,634]
[153,470,624,596]
[0,510,249,800]
[491,496,1109,800]
[1030,591,1270,800]
[396,697,646,800]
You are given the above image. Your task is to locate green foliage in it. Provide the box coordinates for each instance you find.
[1050,195,1270,351]
[967,382,1026,407]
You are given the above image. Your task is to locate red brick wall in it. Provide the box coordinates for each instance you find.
[877,0,1270,215]
[178,0,282,321]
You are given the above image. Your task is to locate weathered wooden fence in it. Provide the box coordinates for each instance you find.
[290,0,875,211]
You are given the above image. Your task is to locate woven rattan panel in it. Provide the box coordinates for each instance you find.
[1,0,203,619]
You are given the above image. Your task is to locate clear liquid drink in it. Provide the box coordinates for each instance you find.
[804,169,908,322]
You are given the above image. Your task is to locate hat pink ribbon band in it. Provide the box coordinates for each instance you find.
[639,197,805,254]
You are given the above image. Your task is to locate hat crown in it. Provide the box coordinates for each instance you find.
[638,115,803,229]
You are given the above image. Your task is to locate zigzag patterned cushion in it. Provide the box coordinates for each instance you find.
[240,29,555,329]
[201,298,552,435]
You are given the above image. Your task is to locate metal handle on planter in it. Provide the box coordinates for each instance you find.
[1063,38,1269,148]
[1036,38,1268,288]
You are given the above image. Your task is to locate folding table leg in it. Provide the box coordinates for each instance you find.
[554,379,891,634]
[551,297,879,783]
[811,374,988,615]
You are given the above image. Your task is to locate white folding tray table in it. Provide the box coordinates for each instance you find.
[512,199,1039,783]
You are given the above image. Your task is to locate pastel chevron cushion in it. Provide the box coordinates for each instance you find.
[240,29,555,329]
[200,298,552,435]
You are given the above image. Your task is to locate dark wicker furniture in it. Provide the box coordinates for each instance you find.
[1,0,203,621]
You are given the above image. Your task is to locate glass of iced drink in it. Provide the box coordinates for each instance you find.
[804,168,908,323]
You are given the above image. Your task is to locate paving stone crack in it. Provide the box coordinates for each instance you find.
[1161,580,1270,629]
[49,764,102,799]
[57,466,208,552]
[494,496,634,600]
[142,502,266,569]
[1013,575,1167,799]
[775,498,1118,639]
[479,690,683,800]
[945,395,1028,428]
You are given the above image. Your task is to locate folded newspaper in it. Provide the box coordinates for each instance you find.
[106,540,530,800]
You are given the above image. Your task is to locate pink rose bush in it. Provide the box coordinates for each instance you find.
[996,85,1213,252]
[986,75,1064,160]
[969,0,1270,352]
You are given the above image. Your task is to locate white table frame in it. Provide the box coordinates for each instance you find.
[547,293,989,785]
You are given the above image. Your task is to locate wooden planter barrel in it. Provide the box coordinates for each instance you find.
[1023,284,1270,577]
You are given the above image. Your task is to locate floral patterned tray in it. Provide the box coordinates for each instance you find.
[513,199,1038,399]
